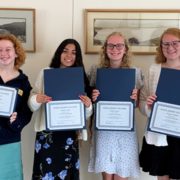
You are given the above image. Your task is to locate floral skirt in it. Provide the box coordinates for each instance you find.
[32,131,79,180]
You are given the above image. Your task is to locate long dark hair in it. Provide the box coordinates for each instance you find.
[49,38,92,96]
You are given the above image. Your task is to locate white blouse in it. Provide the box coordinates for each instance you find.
[28,67,93,141]
[139,63,168,146]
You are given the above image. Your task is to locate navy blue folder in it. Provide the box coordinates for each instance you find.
[44,67,85,100]
[148,68,180,136]
[155,68,180,105]
[96,68,135,102]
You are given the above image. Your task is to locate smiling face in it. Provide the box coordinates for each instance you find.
[0,39,17,68]
[106,34,126,67]
[60,43,76,68]
[161,33,180,61]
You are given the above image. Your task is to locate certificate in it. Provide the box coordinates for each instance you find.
[0,86,17,117]
[44,67,86,131]
[96,101,134,131]
[95,68,135,131]
[46,99,85,130]
[148,68,180,137]
[148,101,180,137]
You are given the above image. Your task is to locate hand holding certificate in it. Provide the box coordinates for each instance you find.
[0,85,17,117]
[44,67,85,131]
[148,68,180,137]
[95,68,135,131]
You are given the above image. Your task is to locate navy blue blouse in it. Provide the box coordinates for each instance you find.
[0,70,32,145]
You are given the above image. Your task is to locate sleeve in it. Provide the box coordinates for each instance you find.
[9,79,33,132]
[28,69,44,112]
[85,104,93,120]
[78,104,93,141]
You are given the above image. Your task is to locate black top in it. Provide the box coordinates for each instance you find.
[0,70,32,145]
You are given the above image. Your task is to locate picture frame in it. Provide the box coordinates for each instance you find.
[84,9,180,55]
[0,8,36,52]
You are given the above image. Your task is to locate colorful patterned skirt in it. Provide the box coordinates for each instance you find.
[32,130,80,180]
[0,142,23,180]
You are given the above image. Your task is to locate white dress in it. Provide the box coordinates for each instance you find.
[87,65,143,178]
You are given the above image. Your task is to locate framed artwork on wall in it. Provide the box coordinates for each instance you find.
[0,8,36,52]
[84,9,180,55]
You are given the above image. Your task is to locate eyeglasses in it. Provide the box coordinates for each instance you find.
[106,43,125,50]
[161,40,180,49]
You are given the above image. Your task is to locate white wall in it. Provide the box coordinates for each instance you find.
[1,0,180,179]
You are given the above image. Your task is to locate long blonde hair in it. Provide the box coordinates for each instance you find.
[99,32,131,68]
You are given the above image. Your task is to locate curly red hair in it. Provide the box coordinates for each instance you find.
[0,33,26,69]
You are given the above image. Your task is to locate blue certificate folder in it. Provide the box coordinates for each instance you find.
[44,67,85,131]
[148,68,180,137]
[95,68,135,131]
[44,67,85,100]
[156,68,180,104]
[96,68,135,102]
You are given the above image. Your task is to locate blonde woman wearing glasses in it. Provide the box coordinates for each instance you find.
[88,32,143,180]
[139,28,180,180]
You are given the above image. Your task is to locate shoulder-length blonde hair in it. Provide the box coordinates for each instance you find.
[99,32,131,68]
[156,28,180,64]
[0,33,26,69]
